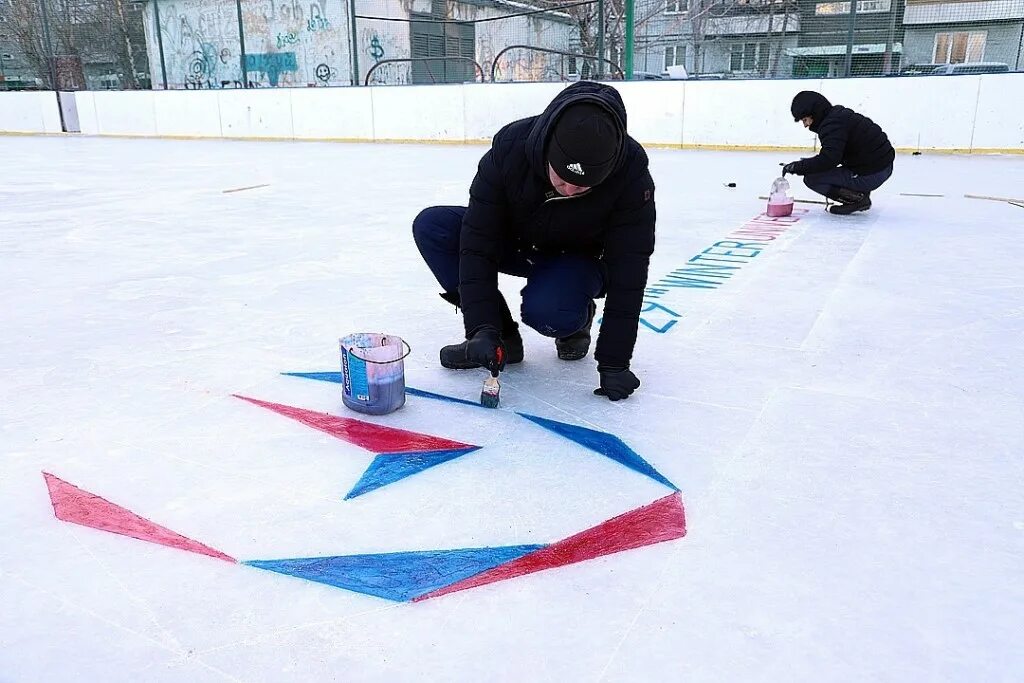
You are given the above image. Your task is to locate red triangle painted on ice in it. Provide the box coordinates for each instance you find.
[43,473,235,563]
[233,394,476,454]
[414,491,686,601]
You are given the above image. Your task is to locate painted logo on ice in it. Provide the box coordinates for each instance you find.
[43,372,685,603]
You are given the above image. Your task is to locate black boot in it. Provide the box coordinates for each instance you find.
[555,300,596,361]
[439,292,524,369]
[827,188,871,215]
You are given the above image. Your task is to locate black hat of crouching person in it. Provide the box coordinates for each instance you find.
[547,102,622,187]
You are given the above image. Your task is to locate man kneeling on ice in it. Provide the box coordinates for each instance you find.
[412,81,656,401]
[782,91,895,215]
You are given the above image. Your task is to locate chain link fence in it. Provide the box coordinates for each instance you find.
[1,0,1020,89]
[1,0,151,90]
[633,0,1022,79]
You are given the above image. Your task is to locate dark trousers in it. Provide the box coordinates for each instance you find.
[804,163,894,197]
[412,206,604,338]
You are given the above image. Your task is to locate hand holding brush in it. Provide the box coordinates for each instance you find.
[464,327,506,408]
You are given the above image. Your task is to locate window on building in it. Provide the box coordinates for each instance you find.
[664,45,686,70]
[933,31,986,64]
[815,0,891,15]
[568,56,578,75]
[730,42,768,72]
[99,73,121,90]
[665,0,687,13]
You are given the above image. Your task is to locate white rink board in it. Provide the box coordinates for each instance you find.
[153,91,223,138]
[7,76,1022,152]
[611,81,687,147]
[681,79,822,149]
[90,91,159,136]
[290,87,375,141]
[822,75,981,151]
[0,92,63,134]
[463,82,567,141]
[972,73,1024,151]
[370,84,468,142]
[217,89,295,139]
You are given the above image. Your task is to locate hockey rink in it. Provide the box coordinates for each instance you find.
[1,135,1022,682]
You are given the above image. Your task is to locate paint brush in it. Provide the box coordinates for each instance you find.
[480,375,501,409]
[480,347,505,409]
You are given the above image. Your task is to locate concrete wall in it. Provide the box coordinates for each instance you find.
[140,0,574,89]
[142,0,352,89]
[359,0,575,85]
[5,74,1024,152]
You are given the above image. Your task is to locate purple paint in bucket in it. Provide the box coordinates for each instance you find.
[339,333,410,415]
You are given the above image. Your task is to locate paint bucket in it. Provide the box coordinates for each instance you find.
[766,176,794,217]
[339,333,410,416]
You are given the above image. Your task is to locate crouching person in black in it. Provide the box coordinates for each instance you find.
[412,81,656,401]
[783,91,895,215]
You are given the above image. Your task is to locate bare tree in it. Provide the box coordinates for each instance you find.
[3,0,146,89]
[643,0,797,76]
[110,0,141,88]
[5,0,56,86]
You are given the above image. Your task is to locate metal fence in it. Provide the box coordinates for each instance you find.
[1,0,1021,90]
[0,0,151,90]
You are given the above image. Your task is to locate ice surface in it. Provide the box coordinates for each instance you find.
[1,136,1022,682]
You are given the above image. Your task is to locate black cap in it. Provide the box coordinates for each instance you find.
[547,103,622,187]
[791,91,832,122]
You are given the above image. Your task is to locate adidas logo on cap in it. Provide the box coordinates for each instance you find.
[567,162,584,176]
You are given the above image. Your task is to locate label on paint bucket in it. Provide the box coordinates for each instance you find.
[345,350,370,401]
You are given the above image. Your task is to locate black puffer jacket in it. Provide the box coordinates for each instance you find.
[790,91,895,176]
[459,81,656,368]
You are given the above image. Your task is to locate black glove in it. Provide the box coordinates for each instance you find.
[466,326,506,376]
[782,162,800,176]
[594,365,640,401]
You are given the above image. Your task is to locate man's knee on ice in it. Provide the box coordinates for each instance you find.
[521,296,589,338]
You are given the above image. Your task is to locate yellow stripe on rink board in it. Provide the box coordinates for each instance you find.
[3,130,1023,155]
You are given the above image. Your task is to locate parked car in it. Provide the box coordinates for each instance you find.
[931,62,1010,75]
[631,71,667,80]
[688,73,732,80]
[663,65,689,80]
[900,63,942,76]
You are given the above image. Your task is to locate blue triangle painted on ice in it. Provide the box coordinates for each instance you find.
[282,371,343,383]
[405,387,483,408]
[283,372,482,408]
[344,447,482,499]
[282,373,677,490]
[244,545,545,602]
[518,413,678,491]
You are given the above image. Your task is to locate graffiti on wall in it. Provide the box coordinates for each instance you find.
[148,0,243,88]
[307,15,330,32]
[369,35,385,62]
[314,63,339,83]
[240,0,347,87]
[144,0,573,88]
[244,52,298,87]
[276,31,299,49]
[358,23,406,84]
[145,0,348,88]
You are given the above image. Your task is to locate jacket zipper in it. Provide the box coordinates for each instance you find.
[543,192,589,204]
